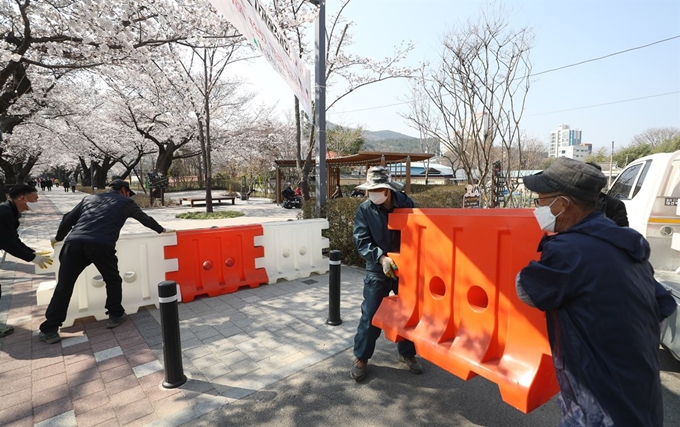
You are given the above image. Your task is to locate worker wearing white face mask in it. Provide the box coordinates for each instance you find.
[532,195,567,233]
[350,166,422,382]
[516,157,674,427]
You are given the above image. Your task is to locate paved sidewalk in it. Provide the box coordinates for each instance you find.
[4,190,680,426]
[0,190,363,426]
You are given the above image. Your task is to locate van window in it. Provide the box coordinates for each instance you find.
[632,160,651,198]
[609,163,642,199]
[662,159,680,198]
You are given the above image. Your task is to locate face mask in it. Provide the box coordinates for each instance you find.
[369,191,388,205]
[26,202,38,211]
[533,197,562,232]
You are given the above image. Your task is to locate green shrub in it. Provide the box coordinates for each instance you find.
[176,211,245,219]
[410,185,466,208]
[301,185,467,267]
[320,197,365,267]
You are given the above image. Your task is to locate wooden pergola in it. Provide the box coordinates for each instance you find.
[274,151,435,203]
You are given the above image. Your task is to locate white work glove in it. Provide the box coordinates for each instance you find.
[379,255,398,280]
[50,237,58,248]
[32,254,53,269]
[162,228,176,233]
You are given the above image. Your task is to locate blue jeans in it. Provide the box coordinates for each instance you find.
[353,272,416,360]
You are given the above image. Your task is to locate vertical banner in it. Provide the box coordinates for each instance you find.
[209,0,313,118]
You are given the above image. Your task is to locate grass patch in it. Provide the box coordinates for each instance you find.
[175,211,245,219]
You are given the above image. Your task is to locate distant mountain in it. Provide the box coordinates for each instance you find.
[361,129,423,152]
[326,122,430,153]
[362,129,417,141]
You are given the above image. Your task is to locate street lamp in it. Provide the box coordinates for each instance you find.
[308,0,326,215]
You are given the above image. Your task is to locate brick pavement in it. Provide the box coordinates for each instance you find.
[0,190,365,426]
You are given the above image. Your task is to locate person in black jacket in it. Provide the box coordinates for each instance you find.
[282,182,295,200]
[586,162,629,227]
[586,162,675,319]
[39,179,171,344]
[0,184,53,337]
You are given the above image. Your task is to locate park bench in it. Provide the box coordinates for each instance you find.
[180,195,236,207]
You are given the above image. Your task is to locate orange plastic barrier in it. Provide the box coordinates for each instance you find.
[164,225,269,302]
[372,208,559,413]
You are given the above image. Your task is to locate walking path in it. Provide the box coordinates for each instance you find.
[0,189,365,427]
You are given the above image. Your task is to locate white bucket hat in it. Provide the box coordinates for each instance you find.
[356,166,404,191]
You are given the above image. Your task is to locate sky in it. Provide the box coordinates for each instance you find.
[233,0,680,153]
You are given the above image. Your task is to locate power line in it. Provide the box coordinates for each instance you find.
[531,35,680,77]
[525,91,680,117]
[328,35,680,115]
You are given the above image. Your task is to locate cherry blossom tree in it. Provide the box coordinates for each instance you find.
[1,0,231,181]
[163,33,259,211]
[97,62,201,183]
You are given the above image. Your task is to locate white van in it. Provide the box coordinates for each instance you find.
[608,151,680,361]
[608,151,680,272]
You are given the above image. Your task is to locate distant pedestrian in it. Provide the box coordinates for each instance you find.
[516,158,674,427]
[330,185,343,199]
[63,178,70,192]
[71,181,76,193]
[45,179,52,191]
[0,184,53,337]
[350,166,422,381]
[40,180,172,344]
[282,182,295,201]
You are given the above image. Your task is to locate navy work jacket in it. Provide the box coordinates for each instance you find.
[353,190,414,275]
[520,212,671,427]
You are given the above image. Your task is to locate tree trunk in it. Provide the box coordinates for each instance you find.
[197,118,213,213]
[154,142,176,176]
[0,152,40,184]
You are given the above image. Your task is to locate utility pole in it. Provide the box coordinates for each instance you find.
[311,0,326,216]
[608,140,614,189]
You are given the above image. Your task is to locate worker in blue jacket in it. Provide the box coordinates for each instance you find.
[350,166,423,381]
[517,158,675,427]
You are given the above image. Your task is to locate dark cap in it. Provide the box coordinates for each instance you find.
[9,184,38,199]
[109,179,136,196]
[523,157,606,202]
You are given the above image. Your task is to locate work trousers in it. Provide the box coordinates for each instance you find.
[353,272,416,360]
[40,242,123,333]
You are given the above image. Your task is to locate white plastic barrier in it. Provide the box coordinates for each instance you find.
[35,232,178,327]
[255,219,329,284]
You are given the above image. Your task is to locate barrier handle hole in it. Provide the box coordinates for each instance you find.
[429,276,446,299]
[468,286,489,312]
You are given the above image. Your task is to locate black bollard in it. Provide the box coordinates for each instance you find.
[158,280,187,388]
[326,250,343,326]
